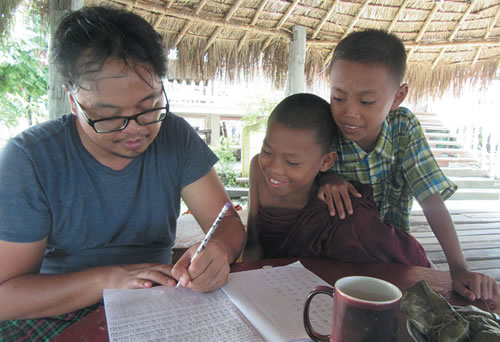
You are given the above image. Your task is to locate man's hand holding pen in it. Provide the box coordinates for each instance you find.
[172,239,231,292]
[172,202,233,293]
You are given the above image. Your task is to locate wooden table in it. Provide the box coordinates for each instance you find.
[52,258,499,342]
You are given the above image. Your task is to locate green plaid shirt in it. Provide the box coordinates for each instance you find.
[330,107,457,231]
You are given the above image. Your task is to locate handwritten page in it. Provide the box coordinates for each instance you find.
[103,261,332,342]
[103,286,263,342]
[223,261,332,341]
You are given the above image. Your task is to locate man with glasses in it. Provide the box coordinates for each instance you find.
[0,5,246,336]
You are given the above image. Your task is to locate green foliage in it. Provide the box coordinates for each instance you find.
[0,2,48,128]
[241,96,279,128]
[213,137,239,187]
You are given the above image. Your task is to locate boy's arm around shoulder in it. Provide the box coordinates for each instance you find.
[420,193,499,301]
[317,171,361,219]
[243,154,264,261]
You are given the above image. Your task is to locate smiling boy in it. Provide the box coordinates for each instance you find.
[244,93,430,268]
[318,29,499,301]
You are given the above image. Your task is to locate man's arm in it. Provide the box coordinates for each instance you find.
[421,193,499,300]
[173,167,246,292]
[0,239,176,320]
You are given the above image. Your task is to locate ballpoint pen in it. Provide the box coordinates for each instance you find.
[176,202,231,288]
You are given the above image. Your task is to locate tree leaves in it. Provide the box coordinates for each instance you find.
[0,2,48,129]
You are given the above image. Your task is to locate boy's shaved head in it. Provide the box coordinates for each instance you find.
[330,29,407,85]
[268,93,336,153]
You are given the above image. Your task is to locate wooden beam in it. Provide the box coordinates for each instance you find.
[261,36,274,52]
[277,0,300,29]
[125,1,499,56]
[472,4,500,66]
[387,0,409,33]
[311,0,339,39]
[309,39,500,49]
[204,0,244,52]
[343,0,370,39]
[251,0,268,26]
[431,48,446,69]
[162,7,290,42]
[416,3,440,42]
[484,5,500,40]
[225,0,244,21]
[432,0,478,69]
[174,22,193,47]
[204,27,223,52]
[237,32,249,51]
[322,0,371,68]
[174,0,208,47]
[238,0,268,51]
[449,0,479,42]
[153,14,164,29]
[471,47,482,66]
[261,0,299,52]
[407,2,440,60]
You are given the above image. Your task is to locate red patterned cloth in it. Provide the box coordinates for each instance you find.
[0,304,101,342]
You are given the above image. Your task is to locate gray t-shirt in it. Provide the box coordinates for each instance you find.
[0,113,218,273]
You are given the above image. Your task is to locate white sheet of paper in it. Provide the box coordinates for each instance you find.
[103,286,263,342]
[103,261,332,342]
[222,261,332,341]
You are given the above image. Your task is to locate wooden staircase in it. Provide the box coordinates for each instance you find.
[416,112,500,201]
[414,113,500,283]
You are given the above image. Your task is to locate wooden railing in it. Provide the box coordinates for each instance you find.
[164,79,243,111]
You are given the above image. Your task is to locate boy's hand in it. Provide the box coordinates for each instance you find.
[318,173,361,219]
[451,268,499,302]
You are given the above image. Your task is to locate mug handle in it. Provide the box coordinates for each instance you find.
[303,285,334,342]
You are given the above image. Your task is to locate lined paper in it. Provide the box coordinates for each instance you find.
[103,286,263,342]
[103,261,332,341]
[223,261,332,341]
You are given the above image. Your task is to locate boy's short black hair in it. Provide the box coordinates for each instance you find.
[268,93,336,153]
[51,6,166,90]
[331,29,406,84]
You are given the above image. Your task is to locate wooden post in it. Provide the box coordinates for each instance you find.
[284,25,306,97]
[48,0,83,119]
[207,114,220,147]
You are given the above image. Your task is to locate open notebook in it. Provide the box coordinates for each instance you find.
[103,261,332,341]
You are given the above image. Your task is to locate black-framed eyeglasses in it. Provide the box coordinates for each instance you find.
[72,86,169,133]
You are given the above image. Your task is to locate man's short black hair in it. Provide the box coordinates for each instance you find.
[268,93,336,153]
[51,6,166,90]
[331,29,407,84]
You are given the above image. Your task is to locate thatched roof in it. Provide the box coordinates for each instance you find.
[5,0,500,100]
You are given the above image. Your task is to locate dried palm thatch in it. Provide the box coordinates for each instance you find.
[50,1,500,99]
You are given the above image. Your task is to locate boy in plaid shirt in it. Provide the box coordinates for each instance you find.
[319,29,498,301]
